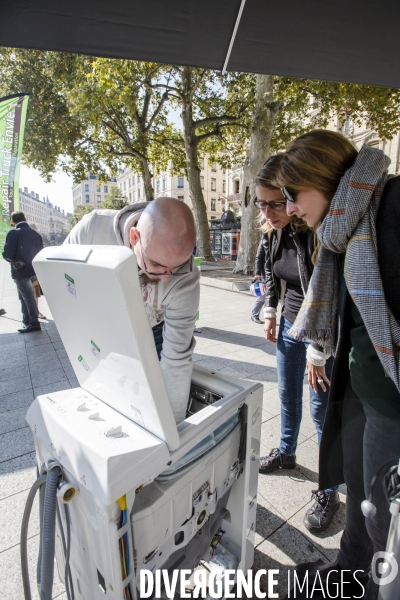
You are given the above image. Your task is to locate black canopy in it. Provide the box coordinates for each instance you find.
[1,0,399,88]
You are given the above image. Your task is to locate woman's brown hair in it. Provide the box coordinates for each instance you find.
[273,130,358,201]
[255,154,308,234]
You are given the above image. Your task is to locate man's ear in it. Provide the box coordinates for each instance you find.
[129,227,140,247]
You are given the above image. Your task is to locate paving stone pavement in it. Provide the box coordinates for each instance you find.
[0,259,345,599]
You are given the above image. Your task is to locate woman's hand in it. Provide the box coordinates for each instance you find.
[264,318,277,343]
[252,275,262,283]
[307,361,331,393]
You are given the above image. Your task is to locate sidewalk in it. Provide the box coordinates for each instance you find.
[0,258,345,599]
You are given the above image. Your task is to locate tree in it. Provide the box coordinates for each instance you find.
[101,186,129,210]
[233,75,282,274]
[149,67,253,260]
[68,204,94,231]
[234,76,400,273]
[0,50,180,200]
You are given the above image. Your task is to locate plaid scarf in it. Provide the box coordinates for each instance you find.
[288,144,400,392]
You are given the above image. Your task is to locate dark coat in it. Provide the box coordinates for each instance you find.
[254,239,266,278]
[2,222,43,280]
[318,176,400,490]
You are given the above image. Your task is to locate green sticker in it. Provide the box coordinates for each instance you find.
[65,273,77,299]
[90,340,101,359]
[77,355,90,372]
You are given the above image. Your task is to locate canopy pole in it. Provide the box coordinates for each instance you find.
[222,0,247,74]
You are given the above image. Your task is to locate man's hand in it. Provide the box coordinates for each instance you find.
[252,275,262,283]
[264,318,277,343]
[306,362,331,393]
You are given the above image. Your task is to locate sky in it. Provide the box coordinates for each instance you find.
[20,164,74,214]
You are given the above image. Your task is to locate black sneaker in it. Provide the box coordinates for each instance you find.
[251,315,263,324]
[259,448,296,474]
[303,490,340,533]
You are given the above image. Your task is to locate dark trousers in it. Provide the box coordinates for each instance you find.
[338,382,400,599]
[15,278,39,327]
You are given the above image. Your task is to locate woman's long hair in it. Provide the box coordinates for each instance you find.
[273,130,358,201]
[255,154,308,235]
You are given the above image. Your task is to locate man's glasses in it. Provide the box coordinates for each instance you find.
[281,187,297,203]
[139,239,193,277]
[254,199,287,212]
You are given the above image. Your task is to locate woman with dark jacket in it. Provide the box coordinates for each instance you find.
[256,155,338,533]
[272,130,400,600]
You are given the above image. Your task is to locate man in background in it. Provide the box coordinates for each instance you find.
[2,211,43,333]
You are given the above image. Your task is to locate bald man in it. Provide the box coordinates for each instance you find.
[65,198,200,424]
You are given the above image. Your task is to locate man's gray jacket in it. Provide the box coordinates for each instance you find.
[65,203,200,424]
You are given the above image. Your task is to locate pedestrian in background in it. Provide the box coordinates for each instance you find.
[2,211,43,333]
[251,238,265,324]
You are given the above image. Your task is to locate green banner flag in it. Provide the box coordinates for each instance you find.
[0,93,30,247]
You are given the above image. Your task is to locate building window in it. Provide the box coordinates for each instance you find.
[234,180,240,194]
[223,180,226,194]
[211,162,217,172]
[97,195,101,203]
[123,181,126,190]
[211,178,216,191]
[178,195,184,202]
[222,168,226,174]
[200,157,204,169]
[178,177,184,188]
[96,186,100,192]
[156,179,160,193]
[163,178,166,191]
[211,199,216,211]
[85,184,89,192]
[200,176,204,189]
[132,190,135,200]
[85,195,90,203]
[129,192,132,201]
[104,185,108,193]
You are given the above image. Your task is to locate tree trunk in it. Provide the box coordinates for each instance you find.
[141,159,154,201]
[180,67,214,261]
[234,75,283,274]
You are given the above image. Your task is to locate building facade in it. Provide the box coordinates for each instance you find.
[19,188,50,235]
[18,187,70,242]
[116,157,227,220]
[72,174,118,210]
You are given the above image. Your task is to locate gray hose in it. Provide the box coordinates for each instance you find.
[37,477,46,588]
[40,466,61,600]
[20,475,47,600]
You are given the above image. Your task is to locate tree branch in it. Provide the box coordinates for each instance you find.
[194,114,241,131]
[144,91,169,132]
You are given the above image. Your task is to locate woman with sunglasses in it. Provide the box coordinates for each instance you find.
[273,130,400,599]
[255,155,338,534]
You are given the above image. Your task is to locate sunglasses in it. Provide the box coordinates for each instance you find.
[254,199,287,212]
[281,187,298,203]
[140,239,193,277]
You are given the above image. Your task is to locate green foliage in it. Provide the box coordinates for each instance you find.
[68,204,94,231]
[101,186,129,210]
[0,49,181,189]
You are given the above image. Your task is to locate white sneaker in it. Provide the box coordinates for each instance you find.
[38,312,46,319]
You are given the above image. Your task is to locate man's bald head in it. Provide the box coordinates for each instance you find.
[130,197,197,281]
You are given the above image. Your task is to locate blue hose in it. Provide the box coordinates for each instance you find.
[40,466,61,600]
